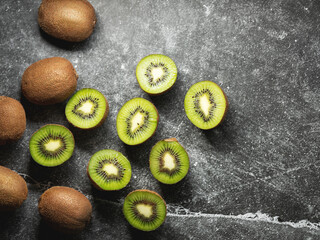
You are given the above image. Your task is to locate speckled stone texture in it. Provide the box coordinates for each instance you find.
[0,0,319,239]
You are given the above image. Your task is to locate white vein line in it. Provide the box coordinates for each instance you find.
[167,212,320,231]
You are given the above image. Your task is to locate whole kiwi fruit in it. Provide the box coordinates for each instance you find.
[0,166,28,211]
[0,96,26,145]
[38,186,92,233]
[22,57,78,105]
[38,0,97,42]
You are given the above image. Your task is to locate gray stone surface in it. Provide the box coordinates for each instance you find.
[0,0,319,239]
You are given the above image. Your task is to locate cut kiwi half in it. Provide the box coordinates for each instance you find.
[136,54,177,95]
[87,149,132,191]
[116,98,159,145]
[29,124,75,167]
[123,189,167,231]
[65,88,109,129]
[184,81,228,130]
[150,138,189,184]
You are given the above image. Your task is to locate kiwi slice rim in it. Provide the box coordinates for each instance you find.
[29,124,75,167]
[184,80,228,130]
[136,54,178,95]
[116,97,159,145]
[149,138,190,184]
[65,88,109,130]
[123,189,167,231]
[87,149,132,191]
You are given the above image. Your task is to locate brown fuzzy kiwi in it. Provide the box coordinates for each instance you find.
[0,166,28,211]
[22,57,78,105]
[38,0,97,42]
[0,96,26,145]
[38,186,92,233]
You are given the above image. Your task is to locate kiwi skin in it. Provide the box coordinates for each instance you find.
[0,96,26,145]
[117,98,160,145]
[29,124,75,167]
[22,57,78,105]
[150,138,189,184]
[186,81,229,129]
[38,0,96,42]
[67,94,109,130]
[38,186,92,233]
[136,54,178,96]
[0,166,28,211]
[124,189,167,231]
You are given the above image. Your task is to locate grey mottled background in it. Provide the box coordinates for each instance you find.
[0,0,319,239]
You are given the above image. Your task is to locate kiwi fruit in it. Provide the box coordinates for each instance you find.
[117,98,159,145]
[136,54,178,95]
[0,166,28,211]
[150,138,189,184]
[87,149,131,191]
[65,88,109,129]
[0,96,26,145]
[38,186,92,233]
[123,189,167,231]
[22,57,78,105]
[29,124,75,167]
[184,81,228,130]
[38,0,96,42]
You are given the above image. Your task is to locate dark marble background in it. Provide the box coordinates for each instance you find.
[0,0,319,239]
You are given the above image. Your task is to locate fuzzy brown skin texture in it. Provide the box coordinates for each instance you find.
[38,0,96,42]
[0,96,26,145]
[38,186,92,233]
[22,57,78,105]
[0,166,28,211]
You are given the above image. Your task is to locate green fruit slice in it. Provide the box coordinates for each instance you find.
[136,54,177,95]
[87,149,132,191]
[65,88,109,129]
[123,189,167,231]
[184,81,228,130]
[116,98,159,145]
[150,138,189,184]
[29,124,75,167]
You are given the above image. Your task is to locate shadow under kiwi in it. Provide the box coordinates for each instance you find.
[159,174,193,205]
[123,139,158,168]
[20,93,67,124]
[38,28,91,51]
[36,219,84,240]
[27,154,75,186]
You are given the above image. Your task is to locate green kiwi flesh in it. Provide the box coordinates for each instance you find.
[184,81,228,130]
[136,54,177,95]
[87,149,132,191]
[29,124,75,167]
[123,189,166,231]
[117,98,159,145]
[65,88,109,129]
[150,138,189,184]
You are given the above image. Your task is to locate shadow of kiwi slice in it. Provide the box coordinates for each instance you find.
[123,189,167,231]
[184,81,228,130]
[116,98,159,145]
[29,124,75,167]
[136,54,177,95]
[87,149,132,191]
[65,88,109,129]
[150,138,189,184]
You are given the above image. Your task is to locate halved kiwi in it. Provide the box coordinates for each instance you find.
[136,54,177,95]
[184,81,228,130]
[29,124,75,167]
[123,189,167,231]
[65,88,109,129]
[150,138,189,184]
[87,149,132,191]
[116,98,159,145]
